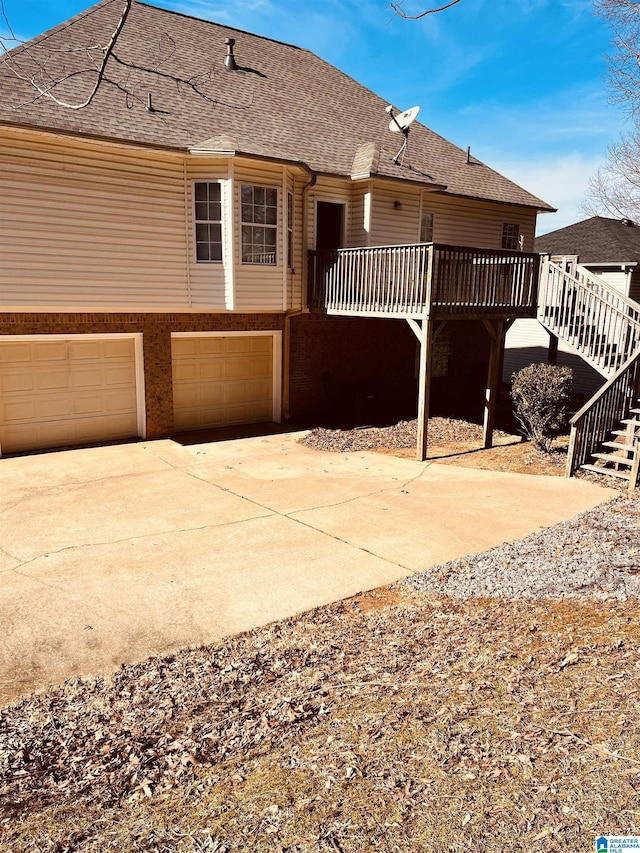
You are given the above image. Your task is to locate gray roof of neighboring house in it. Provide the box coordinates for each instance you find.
[535,216,640,264]
[0,0,554,212]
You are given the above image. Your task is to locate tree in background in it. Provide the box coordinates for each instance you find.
[587,0,640,219]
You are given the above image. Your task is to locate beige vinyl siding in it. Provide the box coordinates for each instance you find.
[185,159,231,310]
[504,319,604,396]
[415,193,537,251]
[585,266,630,297]
[233,160,285,311]
[286,172,304,311]
[350,183,371,248]
[0,129,189,309]
[369,182,422,246]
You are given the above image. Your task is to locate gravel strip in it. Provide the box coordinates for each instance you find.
[403,494,640,600]
[300,417,512,452]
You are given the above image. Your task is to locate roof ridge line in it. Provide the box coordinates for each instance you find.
[135,0,304,52]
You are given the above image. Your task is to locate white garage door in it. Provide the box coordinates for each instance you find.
[172,334,275,431]
[0,336,140,455]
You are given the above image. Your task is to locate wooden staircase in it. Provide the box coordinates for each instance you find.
[581,401,640,487]
[538,257,640,489]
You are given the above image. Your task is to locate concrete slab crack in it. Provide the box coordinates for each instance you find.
[0,511,274,576]
[287,463,433,516]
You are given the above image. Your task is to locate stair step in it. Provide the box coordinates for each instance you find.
[592,452,634,467]
[581,463,632,481]
[613,428,640,438]
[603,440,636,452]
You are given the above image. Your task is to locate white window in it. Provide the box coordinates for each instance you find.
[501,222,520,251]
[241,184,278,264]
[420,210,434,243]
[287,191,294,269]
[194,182,222,262]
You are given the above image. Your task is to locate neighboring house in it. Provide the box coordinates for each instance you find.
[0,0,555,457]
[504,216,640,395]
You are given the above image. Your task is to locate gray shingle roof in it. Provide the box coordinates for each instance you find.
[0,0,554,211]
[535,216,640,264]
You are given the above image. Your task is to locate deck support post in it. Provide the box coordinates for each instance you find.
[482,319,505,450]
[547,332,559,366]
[407,316,434,461]
[415,317,433,461]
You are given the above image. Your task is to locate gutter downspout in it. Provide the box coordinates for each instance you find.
[283,171,317,420]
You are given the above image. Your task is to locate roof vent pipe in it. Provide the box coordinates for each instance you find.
[224,38,238,71]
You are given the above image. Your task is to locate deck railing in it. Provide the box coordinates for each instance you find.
[308,243,540,318]
[539,257,640,376]
[566,350,640,477]
[430,245,539,315]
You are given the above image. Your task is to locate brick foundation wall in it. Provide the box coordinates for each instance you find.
[288,315,497,428]
[430,321,491,422]
[288,314,418,427]
[0,313,285,437]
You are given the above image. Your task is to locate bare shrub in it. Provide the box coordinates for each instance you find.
[511,364,572,452]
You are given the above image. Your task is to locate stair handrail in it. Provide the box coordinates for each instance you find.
[539,256,640,376]
[566,347,640,477]
[545,255,640,318]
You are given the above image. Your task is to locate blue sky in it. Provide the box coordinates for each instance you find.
[1,0,628,233]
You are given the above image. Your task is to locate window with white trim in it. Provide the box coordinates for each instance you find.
[420,210,434,243]
[241,184,278,264]
[501,222,520,250]
[287,191,294,269]
[194,182,222,262]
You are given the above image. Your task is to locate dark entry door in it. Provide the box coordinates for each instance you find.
[316,201,344,250]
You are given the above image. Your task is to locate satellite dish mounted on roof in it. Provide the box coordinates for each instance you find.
[386,104,420,166]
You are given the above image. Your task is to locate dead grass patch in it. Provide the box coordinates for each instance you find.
[2,593,640,852]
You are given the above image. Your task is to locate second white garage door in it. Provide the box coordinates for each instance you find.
[171,334,279,431]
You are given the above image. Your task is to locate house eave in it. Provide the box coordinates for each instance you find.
[352,173,448,192]
[433,187,556,214]
[584,261,638,269]
[0,118,189,156]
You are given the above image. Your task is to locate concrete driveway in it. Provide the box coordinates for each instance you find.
[0,431,614,705]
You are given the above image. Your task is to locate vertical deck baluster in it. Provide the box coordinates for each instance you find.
[399,247,407,312]
[363,248,371,313]
[393,247,401,312]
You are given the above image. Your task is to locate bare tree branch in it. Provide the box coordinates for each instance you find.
[389,0,462,20]
[584,131,640,221]
[2,0,132,109]
[0,0,253,114]
[583,2,640,219]
[594,0,640,118]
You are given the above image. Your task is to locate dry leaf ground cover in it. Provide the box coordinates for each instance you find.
[2,503,640,851]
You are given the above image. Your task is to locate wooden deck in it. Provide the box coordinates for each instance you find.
[308,243,540,320]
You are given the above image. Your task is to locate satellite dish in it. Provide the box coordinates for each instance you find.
[388,105,420,133]
[386,104,421,166]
